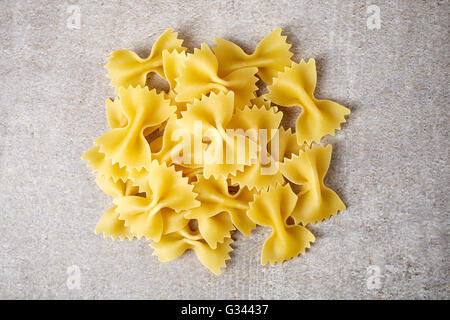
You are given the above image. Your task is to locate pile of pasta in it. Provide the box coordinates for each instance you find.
[83,28,350,275]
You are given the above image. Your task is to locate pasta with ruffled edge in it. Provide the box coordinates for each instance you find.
[114,160,199,241]
[125,113,205,193]
[213,28,293,84]
[184,175,257,249]
[249,96,272,110]
[95,174,192,240]
[248,184,316,265]
[265,59,350,145]
[151,226,233,275]
[177,91,258,178]
[106,28,185,93]
[227,104,284,191]
[280,144,346,225]
[162,50,187,91]
[95,86,176,171]
[230,127,303,191]
[82,98,131,182]
[94,175,139,240]
[175,43,259,108]
[151,114,206,169]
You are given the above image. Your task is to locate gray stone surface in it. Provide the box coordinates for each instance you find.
[0,0,448,299]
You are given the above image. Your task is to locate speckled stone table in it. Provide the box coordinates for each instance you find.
[0,0,448,299]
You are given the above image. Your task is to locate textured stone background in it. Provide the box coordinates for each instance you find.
[0,0,448,299]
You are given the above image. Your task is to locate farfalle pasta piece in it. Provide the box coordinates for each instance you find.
[270,127,303,163]
[164,91,188,118]
[230,128,302,191]
[151,114,205,168]
[150,114,183,166]
[185,175,256,248]
[94,175,139,240]
[162,50,187,90]
[106,28,185,92]
[95,174,139,198]
[95,207,135,241]
[82,98,130,182]
[248,184,316,265]
[227,104,282,143]
[150,226,233,275]
[114,161,199,241]
[227,105,284,191]
[229,150,285,191]
[175,43,258,108]
[280,144,346,225]
[94,174,188,240]
[173,164,203,183]
[195,212,234,250]
[249,96,271,110]
[95,86,176,171]
[82,145,130,182]
[178,92,258,178]
[126,142,203,193]
[105,97,128,129]
[265,59,350,144]
[160,207,191,236]
[213,28,293,84]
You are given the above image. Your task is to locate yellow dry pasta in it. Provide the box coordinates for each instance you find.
[265,59,351,145]
[95,174,139,198]
[227,105,284,191]
[229,150,285,192]
[214,28,293,84]
[106,28,185,92]
[165,88,188,118]
[151,114,205,168]
[150,226,233,275]
[280,144,346,225]
[95,86,176,171]
[82,98,130,182]
[177,91,258,178]
[94,175,139,240]
[82,145,130,182]
[230,127,303,192]
[248,184,316,265]
[95,174,190,241]
[162,50,187,91]
[185,175,256,248]
[173,165,203,184]
[175,43,259,108]
[84,27,351,275]
[114,160,199,241]
[105,97,128,129]
[270,127,303,162]
[249,96,272,110]
[227,104,282,143]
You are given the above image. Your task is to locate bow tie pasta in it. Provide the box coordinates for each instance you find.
[281,144,346,225]
[83,28,350,275]
[175,43,259,108]
[265,59,350,145]
[213,27,293,84]
[106,28,185,92]
[248,184,316,265]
